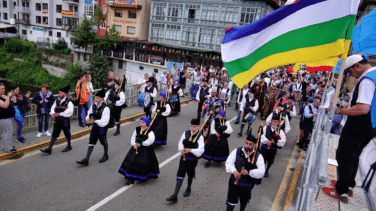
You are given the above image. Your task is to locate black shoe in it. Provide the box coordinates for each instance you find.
[40,148,52,154]
[125,179,134,186]
[205,161,211,168]
[79,123,85,128]
[264,171,269,178]
[234,121,239,124]
[114,131,120,136]
[76,158,89,166]
[246,130,250,135]
[237,132,242,137]
[9,148,17,153]
[183,189,191,197]
[166,195,177,202]
[99,154,109,163]
[62,145,72,152]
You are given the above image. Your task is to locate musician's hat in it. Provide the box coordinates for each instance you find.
[159,92,166,98]
[191,119,200,125]
[147,77,154,83]
[140,116,150,126]
[59,85,70,94]
[95,88,106,98]
[272,113,280,121]
[246,132,257,143]
[218,110,226,117]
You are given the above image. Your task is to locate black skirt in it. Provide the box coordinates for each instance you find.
[118,146,160,181]
[202,134,230,162]
[154,115,168,145]
[169,93,181,116]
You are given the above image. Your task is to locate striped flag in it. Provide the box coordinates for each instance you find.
[222,0,360,88]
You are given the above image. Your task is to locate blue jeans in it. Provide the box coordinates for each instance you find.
[87,94,92,110]
[16,111,26,139]
[38,113,50,133]
[236,111,242,123]
[190,84,200,100]
[78,104,89,124]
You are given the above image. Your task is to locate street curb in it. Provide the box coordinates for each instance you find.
[0,98,193,160]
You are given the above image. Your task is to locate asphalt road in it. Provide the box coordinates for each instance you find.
[0,100,300,211]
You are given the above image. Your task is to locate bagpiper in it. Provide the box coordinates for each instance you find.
[203,110,233,167]
[144,77,157,119]
[76,88,110,166]
[152,92,171,145]
[118,116,159,185]
[225,133,265,211]
[238,92,259,137]
[40,85,74,154]
[166,119,204,203]
[104,80,125,136]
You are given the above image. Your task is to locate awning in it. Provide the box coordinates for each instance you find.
[0,23,16,29]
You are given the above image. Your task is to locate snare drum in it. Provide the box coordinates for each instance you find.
[247,114,255,123]
[169,93,178,102]
[138,93,151,107]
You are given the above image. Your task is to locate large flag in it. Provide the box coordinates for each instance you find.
[222,0,360,88]
[352,8,376,55]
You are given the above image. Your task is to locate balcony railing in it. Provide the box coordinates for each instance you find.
[63,0,80,4]
[62,10,79,18]
[113,51,123,58]
[13,6,31,13]
[62,25,77,31]
[15,19,30,25]
[0,32,17,38]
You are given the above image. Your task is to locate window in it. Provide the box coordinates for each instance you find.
[13,2,16,7]
[100,21,106,28]
[127,26,135,34]
[240,7,262,25]
[115,25,122,33]
[36,3,41,11]
[56,5,62,13]
[74,6,78,12]
[43,17,48,24]
[167,3,183,22]
[152,2,167,21]
[115,10,123,17]
[36,16,41,24]
[165,25,180,41]
[57,32,61,38]
[139,66,144,70]
[22,30,27,35]
[3,13,8,20]
[30,31,32,34]
[49,31,52,36]
[3,1,7,8]
[14,14,16,20]
[154,69,159,73]
[181,26,197,47]
[83,54,87,61]
[77,53,80,61]
[118,60,123,69]
[42,3,48,10]
[56,18,62,26]
[128,11,137,19]
[150,23,165,42]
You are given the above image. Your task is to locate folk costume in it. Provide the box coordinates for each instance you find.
[144,77,157,119]
[76,89,110,166]
[152,92,171,145]
[104,80,125,136]
[219,86,231,107]
[40,85,74,154]
[119,116,159,185]
[168,84,183,116]
[195,80,211,121]
[203,110,233,166]
[265,108,292,135]
[238,93,259,137]
[260,115,286,177]
[203,88,222,122]
[250,80,267,113]
[261,83,279,120]
[225,133,265,211]
[235,87,249,124]
[166,119,205,203]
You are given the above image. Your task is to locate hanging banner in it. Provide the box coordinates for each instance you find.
[62,10,74,15]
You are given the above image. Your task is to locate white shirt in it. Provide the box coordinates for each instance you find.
[237,88,249,104]
[285,104,297,118]
[264,77,271,87]
[219,88,231,104]
[130,130,155,146]
[353,67,376,105]
[104,90,125,106]
[178,131,205,157]
[304,104,318,122]
[240,97,259,113]
[145,85,157,98]
[50,97,74,118]
[85,102,110,127]
[292,82,302,92]
[260,126,286,147]
[226,147,265,179]
[86,82,94,93]
[168,86,183,97]
[265,110,291,133]
[210,119,233,135]
[152,102,171,116]
[159,74,167,85]
[210,78,219,89]
[196,87,212,102]
[138,78,147,93]
[193,72,202,85]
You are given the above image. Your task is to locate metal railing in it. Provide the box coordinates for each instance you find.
[5,79,194,135]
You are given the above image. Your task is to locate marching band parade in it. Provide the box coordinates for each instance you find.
[1,0,376,210]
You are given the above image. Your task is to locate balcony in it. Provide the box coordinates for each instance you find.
[62,24,76,31]
[62,10,79,18]
[108,0,142,10]
[0,32,17,38]
[13,6,31,13]
[63,0,80,4]
[15,19,30,25]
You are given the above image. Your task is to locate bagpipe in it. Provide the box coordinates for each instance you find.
[86,113,101,127]
[183,111,213,161]
[235,122,264,185]
[268,112,285,150]
[135,110,160,155]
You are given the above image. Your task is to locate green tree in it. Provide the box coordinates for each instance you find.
[71,16,96,51]
[93,6,107,33]
[87,54,111,88]
[94,24,123,51]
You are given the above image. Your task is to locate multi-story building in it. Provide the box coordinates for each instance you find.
[0,0,97,47]
[148,0,281,52]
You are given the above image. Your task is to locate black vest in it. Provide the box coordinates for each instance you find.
[239,89,248,102]
[145,86,155,104]
[342,78,374,134]
[220,88,230,100]
[91,102,107,127]
[0,97,15,119]
[171,86,181,93]
[303,104,314,125]
[234,147,262,184]
[271,111,286,131]
[156,100,168,116]
[183,130,202,158]
[265,125,280,149]
[199,87,210,102]
[214,118,230,138]
[55,98,70,114]
[283,104,293,120]
[245,95,256,114]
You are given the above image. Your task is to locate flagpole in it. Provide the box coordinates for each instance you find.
[331,55,347,107]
